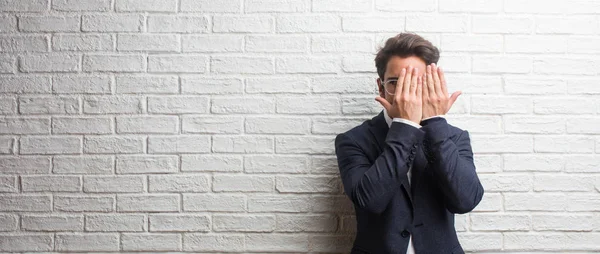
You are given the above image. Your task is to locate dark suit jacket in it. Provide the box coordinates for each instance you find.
[334,111,484,254]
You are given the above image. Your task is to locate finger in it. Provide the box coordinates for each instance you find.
[375,96,392,110]
[439,66,448,97]
[426,64,435,96]
[402,66,414,96]
[410,67,419,95]
[395,68,406,101]
[417,75,423,99]
[422,73,429,99]
[448,91,462,109]
[432,63,443,96]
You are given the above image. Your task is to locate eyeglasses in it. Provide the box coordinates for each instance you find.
[381,78,399,95]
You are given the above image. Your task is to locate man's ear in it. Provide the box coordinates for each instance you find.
[376,78,384,97]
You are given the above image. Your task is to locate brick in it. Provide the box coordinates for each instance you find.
[446,116,501,134]
[53,156,113,174]
[53,75,111,94]
[246,0,308,12]
[213,215,275,232]
[83,96,143,114]
[182,155,243,172]
[277,97,340,114]
[309,235,355,253]
[0,96,16,114]
[149,174,210,192]
[277,15,340,33]
[0,136,14,154]
[116,0,177,12]
[84,175,145,193]
[471,96,532,114]
[116,155,178,174]
[182,116,242,134]
[310,156,339,174]
[117,194,180,212]
[0,55,16,73]
[181,77,243,95]
[537,16,600,34]
[441,35,503,52]
[533,215,594,231]
[20,136,81,155]
[117,75,178,94]
[84,136,144,154]
[244,155,308,174]
[21,214,83,231]
[567,194,600,211]
[276,214,337,232]
[0,176,17,192]
[19,96,79,114]
[211,56,272,74]
[472,56,532,74]
[0,117,49,134]
[439,0,502,12]
[505,35,567,53]
[406,14,468,33]
[458,233,502,251]
[246,35,308,52]
[276,137,335,154]
[18,15,79,32]
[313,0,370,12]
[148,15,208,33]
[0,214,18,231]
[534,136,595,153]
[148,96,209,114]
[149,214,210,232]
[245,117,310,134]
[312,35,373,53]
[213,16,273,32]
[148,135,210,154]
[117,34,179,52]
[213,175,273,192]
[0,15,16,32]
[54,195,114,212]
[0,76,51,93]
[55,233,118,252]
[473,193,501,212]
[505,193,567,211]
[565,155,600,172]
[19,54,79,73]
[148,55,207,73]
[568,37,600,54]
[82,14,144,32]
[245,234,309,252]
[534,174,594,192]
[311,195,354,213]
[343,16,405,32]
[246,77,310,94]
[52,117,112,134]
[470,135,533,153]
[116,116,178,134]
[473,154,503,173]
[53,0,111,11]
[180,0,241,12]
[21,175,81,192]
[504,76,567,94]
[504,116,565,134]
[83,54,145,72]
[534,57,599,75]
[504,154,564,172]
[0,194,51,211]
[342,54,378,73]
[479,174,532,192]
[182,35,243,52]
[183,194,246,212]
[472,15,533,34]
[312,76,375,94]
[312,117,366,134]
[0,35,47,52]
[0,234,53,252]
[212,97,275,114]
[504,233,600,251]
[184,234,244,252]
[0,0,48,12]
[248,195,311,212]
[276,175,340,193]
[568,118,600,134]
[85,214,145,232]
[374,0,435,11]
[342,96,383,115]
[534,98,596,114]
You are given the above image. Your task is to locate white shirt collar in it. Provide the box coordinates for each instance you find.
[382,108,392,128]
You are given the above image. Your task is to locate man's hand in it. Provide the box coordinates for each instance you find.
[422,63,462,119]
[376,66,423,124]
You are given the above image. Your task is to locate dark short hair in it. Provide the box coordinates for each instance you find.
[374,32,440,80]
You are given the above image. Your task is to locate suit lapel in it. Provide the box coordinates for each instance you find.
[368,111,413,206]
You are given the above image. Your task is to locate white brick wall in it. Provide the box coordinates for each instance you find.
[0,0,599,252]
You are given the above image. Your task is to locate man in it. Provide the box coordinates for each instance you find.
[334,33,484,253]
